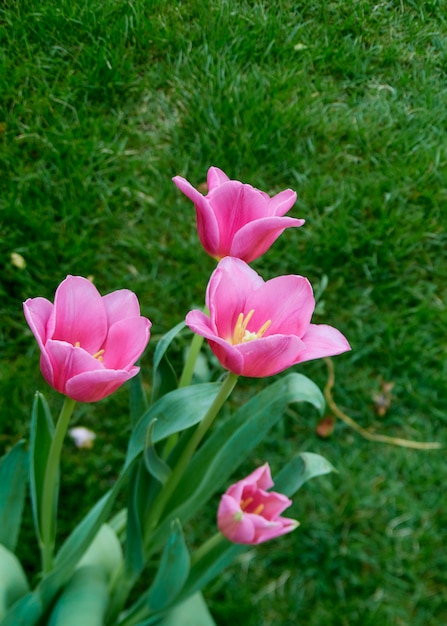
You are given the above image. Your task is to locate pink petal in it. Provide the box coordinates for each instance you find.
[66,367,139,402]
[102,290,141,325]
[173,176,221,256]
[23,297,53,350]
[238,463,274,491]
[247,274,315,338]
[207,166,230,190]
[297,323,351,363]
[217,495,256,544]
[268,189,298,216]
[102,317,151,369]
[248,513,298,544]
[230,215,305,263]
[210,334,305,378]
[206,258,263,340]
[44,340,104,394]
[49,276,108,353]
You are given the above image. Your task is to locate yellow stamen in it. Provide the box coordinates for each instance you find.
[75,341,81,348]
[231,309,272,344]
[92,349,105,360]
[252,503,265,516]
[240,496,254,510]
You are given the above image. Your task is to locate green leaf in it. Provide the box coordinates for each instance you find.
[143,420,172,485]
[126,383,221,468]
[47,565,109,626]
[0,544,29,621]
[0,592,42,626]
[130,371,149,428]
[0,440,28,551]
[120,520,190,625]
[155,592,217,626]
[125,460,154,578]
[29,392,55,545]
[152,321,186,403]
[274,452,336,497]
[77,523,123,583]
[148,373,324,551]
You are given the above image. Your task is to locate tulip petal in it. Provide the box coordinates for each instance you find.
[268,189,298,216]
[206,257,263,340]
[207,166,230,190]
[49,276,108,353]
[248,274,315,338]
[230,215,305,263]
[298,323,351,363]
[103,317,151,369]
[66,367,139,403]
[102,290,142,325]
[23,297,53,350]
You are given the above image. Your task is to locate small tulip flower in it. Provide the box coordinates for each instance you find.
[24,276,151,402]
[173,166,304,262]
[218,464,299,545]
[185,257,350,378]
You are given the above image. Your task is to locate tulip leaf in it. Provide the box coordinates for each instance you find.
[147,373,324,552]
[38,460,134,609]
[0,591,42,626]
[0,440,28,551]
[126,383,221,468]
[0,544,30,621]
[143,420,172,485]
[125,460,156,578]
[120,520,190,625]
[47,565,109,626]
[129,371,148,428]
[273,452,336,497]
[152,321,186,402]
[29,392,55,545]
[138,592,217,626]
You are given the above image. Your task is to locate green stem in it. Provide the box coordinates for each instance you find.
[191,531,226,566]
[146,372,238,532]
[40,396,76,574]
[178,331,205,388]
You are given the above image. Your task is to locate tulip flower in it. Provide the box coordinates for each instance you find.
[172,167,304,262]
[24,276,151,402]
[217,464,299,544]
[185,257,350,378]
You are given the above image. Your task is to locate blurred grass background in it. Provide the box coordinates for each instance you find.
[1,0,446,624]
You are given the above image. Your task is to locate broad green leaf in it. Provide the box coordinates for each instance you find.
[29,392,55,545]
[0,544,29,620]
[38,460,134,609]
[47,565,109,626]
[144,592,217,626]
[120,520,190,626]
[143,420,172,485]
[148,373,324,552]
[0,591,42,626]
[0,441,28,551]
[274,452,336,497]
[77,523,123,583]
[152,321,186,402]
[125,460,154,579]
[130,371,148,428]
[126,383,221,467]
[152,356,178,405]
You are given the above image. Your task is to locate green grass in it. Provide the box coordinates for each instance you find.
[1,0,447,623]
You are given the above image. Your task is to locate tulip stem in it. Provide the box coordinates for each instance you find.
[179,329,205,388]
[191,531,226,566]
[146,372,238,533]
[40,396,76,574]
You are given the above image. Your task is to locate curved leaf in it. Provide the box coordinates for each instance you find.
[0,545,29,620]
[274,452,336,496]
[0,441,28,551]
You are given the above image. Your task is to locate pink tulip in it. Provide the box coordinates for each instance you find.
[172,167,304,262]
[217,464,299,545]
[23,276,151,402]
[185,257,350,378]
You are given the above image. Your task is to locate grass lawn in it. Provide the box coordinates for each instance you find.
[1,0,446,624]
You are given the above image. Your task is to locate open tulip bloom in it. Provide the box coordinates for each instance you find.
[186,257,351,378]
[23,275,151,402]
[1,171,355,626]
[218,464,299,545]
[173,166,305,262]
